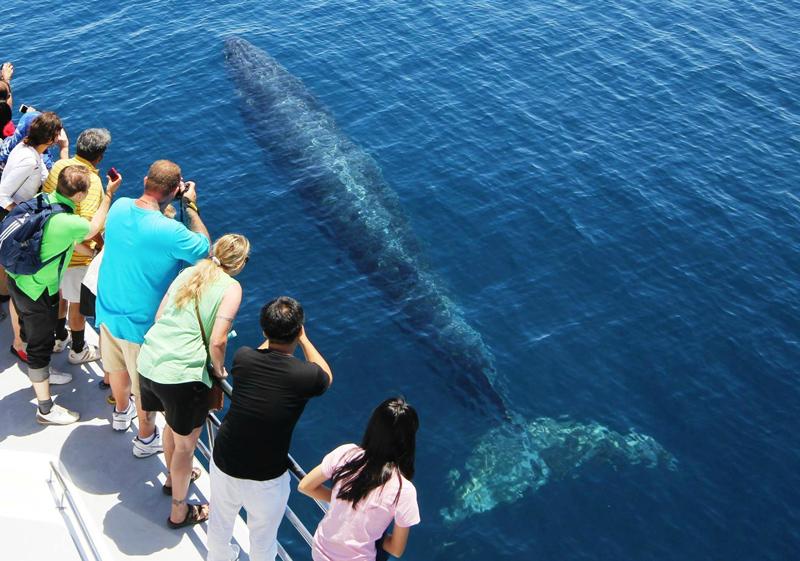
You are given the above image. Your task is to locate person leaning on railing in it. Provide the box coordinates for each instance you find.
[299,397,420,561]
[136,234,250,529]
[207,296,333,561]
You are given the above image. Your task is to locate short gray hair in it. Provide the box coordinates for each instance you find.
[75,128,111,162]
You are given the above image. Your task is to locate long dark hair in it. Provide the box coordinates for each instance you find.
[332,397,419,508]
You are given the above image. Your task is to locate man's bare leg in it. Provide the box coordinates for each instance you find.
[109,369,131,412]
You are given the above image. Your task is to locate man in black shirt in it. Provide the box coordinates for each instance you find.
[208,296,332,561]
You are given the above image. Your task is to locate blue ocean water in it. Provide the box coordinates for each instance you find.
[3,0,799,559]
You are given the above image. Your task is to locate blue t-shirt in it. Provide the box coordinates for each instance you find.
[95,198,210,344]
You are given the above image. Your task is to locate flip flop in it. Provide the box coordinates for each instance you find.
[167,503,209,529]
[98,380,110,390]
[10,346,28,363]
[162,467,202,495]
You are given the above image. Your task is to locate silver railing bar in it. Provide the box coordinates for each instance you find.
[48,461,104,561]
[287,454,328,512]
[285,506,315,546]
[196,438,212,463]
[206,416,216,448]
[277,542,294,561]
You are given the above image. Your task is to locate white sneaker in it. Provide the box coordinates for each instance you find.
[132,427,163,458]
[68,343,100,364]
[37,403,80,425]
[112,397,136,431]
[48,367,73,385]
[53,333,71,353]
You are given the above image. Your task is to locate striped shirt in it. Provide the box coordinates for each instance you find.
[42,155,104,268]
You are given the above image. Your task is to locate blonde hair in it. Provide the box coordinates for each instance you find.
[173,234,250,309]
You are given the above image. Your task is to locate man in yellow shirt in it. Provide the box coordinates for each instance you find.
[43,128,111,363]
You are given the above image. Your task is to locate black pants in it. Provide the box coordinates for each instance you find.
[7,277,57,377]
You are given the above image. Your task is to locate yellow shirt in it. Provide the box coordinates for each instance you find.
[43,155,104,268]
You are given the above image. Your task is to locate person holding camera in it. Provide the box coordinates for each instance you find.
[0,111,68,216]
[95,159,210,457]
[42,128,112,364]
[6,165,121,425]
[207,296,332,561]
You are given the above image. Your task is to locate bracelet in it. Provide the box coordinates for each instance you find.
[186,200,200,215]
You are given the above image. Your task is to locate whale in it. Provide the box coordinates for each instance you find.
[223,37,508,418]
[223,36,676,521]
[442,417,678,522]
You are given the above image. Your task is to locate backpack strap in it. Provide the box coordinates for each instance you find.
[39,246,71,271]
[35,199,75,275]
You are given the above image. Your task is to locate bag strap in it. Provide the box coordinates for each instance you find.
[38,247,70,276]
[194,298,210,354]
[36,200,75,274]
[194,298,213,374]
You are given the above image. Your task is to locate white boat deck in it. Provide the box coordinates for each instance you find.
[0,321,252,561]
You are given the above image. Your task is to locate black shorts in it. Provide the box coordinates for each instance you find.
[139,375,210,436]
[79,284,95,318]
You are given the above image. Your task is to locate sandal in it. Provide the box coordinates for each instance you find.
[162,467,202,495]
[167,503,209,529]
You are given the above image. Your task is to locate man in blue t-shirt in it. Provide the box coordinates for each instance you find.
[96,159,210,458]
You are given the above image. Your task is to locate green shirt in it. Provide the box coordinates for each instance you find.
[137,265,237,388]
[7,192,90,301]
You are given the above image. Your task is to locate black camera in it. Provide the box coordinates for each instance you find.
[175,179,192,200]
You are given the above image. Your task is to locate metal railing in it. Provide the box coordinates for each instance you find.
[48,461,105,561]
[195,379,327,561]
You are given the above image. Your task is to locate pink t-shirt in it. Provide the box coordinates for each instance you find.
[312,444,420,561]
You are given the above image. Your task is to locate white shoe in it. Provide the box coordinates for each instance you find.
[132,427,163,458]
[48,367,73,385]
[53,333,71,353]
[68,343,100,364]
[37,403,80,425]
[112,397,136,431]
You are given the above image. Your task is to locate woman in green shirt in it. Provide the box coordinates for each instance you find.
[138,233,250,528]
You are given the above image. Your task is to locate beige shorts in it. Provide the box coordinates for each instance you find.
[60,266,88,303]
[100,323,142,396]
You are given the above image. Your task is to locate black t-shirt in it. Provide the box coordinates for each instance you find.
[212,346,330,480]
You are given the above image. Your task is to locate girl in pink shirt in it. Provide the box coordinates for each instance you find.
[299,397,420,561]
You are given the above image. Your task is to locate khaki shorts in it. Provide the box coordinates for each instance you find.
[100,323,142,396]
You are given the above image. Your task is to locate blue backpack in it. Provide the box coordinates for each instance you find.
[0,194,73,275]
